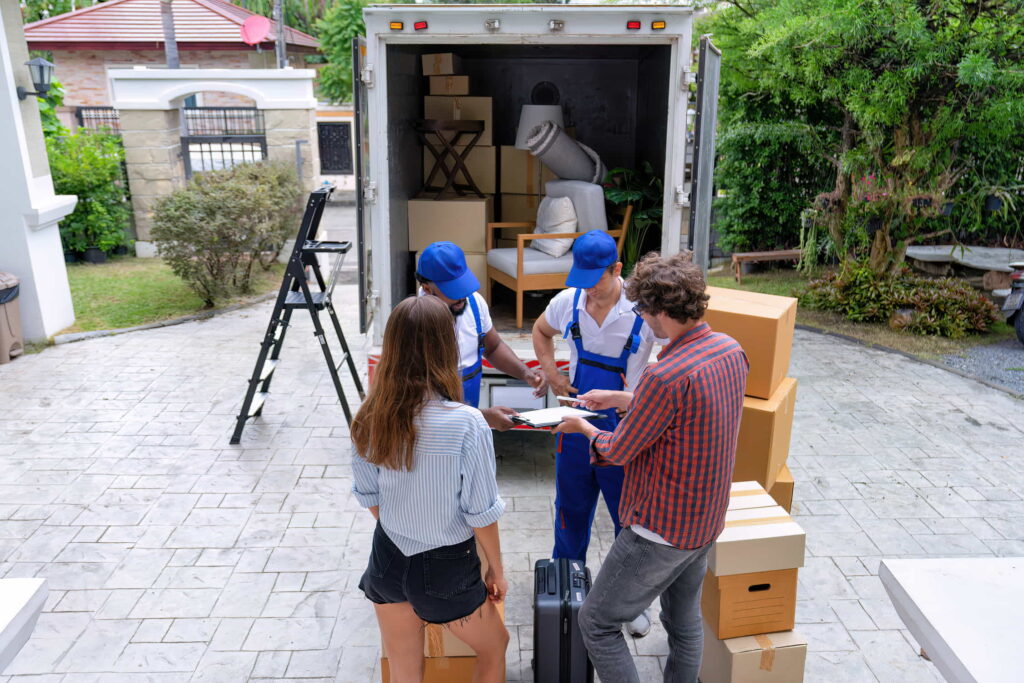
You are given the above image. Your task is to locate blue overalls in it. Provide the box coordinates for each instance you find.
[553,289,644,563]
[460,295,487,408]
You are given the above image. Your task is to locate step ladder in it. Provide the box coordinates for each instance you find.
[230,187,365,445]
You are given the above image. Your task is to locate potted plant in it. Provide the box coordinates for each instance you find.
[602,161,664,274]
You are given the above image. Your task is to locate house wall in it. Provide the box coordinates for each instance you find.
[51,48,304,108]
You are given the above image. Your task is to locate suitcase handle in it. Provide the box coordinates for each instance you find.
[748,583,771,592]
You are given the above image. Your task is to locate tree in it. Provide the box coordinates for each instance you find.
[703,0,1024,275]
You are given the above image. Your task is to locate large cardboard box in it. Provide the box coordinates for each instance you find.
[500,146,556,195]
[429,75,470,95]
[423,145,496,194]
[708,505,805,577]
[702,568,798,640]
[704,287,797,400]
[408,195,493,254]
[735,377,797,489]
[421,53,462,76]
[424,96,493,146]
[728,481,778,512]
[769,465,795,513]
[500,193,541,222]
[700,623,807,683]
[381,656,477,682]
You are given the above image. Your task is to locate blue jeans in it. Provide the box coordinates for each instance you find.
[579,527,711,683]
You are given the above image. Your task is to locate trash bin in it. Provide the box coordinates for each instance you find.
[0,272,24,364]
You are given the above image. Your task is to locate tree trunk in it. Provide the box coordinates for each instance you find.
[160,0,180,69]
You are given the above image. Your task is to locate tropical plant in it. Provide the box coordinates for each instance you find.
[151,161,302,306]
[37,78,67,137]
[603,162,663,274]
[47,132,130,253]
[699,0,1024,276]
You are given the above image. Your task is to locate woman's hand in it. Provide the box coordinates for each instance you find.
[484,566,508,603]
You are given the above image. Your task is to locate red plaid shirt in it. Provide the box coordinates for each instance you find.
[592,322,748,549]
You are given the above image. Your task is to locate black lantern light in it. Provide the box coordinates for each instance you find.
[17,57,56,100]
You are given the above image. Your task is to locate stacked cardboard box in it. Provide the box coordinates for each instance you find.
[498,146,557,224]
[411,54,497,275]
[700,482,807,682]
[704,287,798,509]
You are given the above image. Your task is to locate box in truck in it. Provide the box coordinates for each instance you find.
[352,5,721,402]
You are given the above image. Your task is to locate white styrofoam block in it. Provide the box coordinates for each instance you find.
[0,578,48,672]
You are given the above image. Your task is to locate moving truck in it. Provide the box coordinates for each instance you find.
[354,4,720,408]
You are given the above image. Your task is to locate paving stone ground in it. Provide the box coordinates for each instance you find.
[1,283,1023,682]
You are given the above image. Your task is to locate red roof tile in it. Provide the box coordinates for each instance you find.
[24,0,319,50]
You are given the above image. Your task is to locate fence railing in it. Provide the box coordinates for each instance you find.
[75,106,120,133]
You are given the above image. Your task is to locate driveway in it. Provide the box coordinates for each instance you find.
[1,284,1022,681]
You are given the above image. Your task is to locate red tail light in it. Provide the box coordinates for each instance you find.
[626,21,641,30]
[414,21,428,31]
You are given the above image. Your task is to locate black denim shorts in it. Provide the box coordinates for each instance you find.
[359,523,487,624]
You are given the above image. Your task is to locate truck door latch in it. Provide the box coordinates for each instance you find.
[360,66,374,88]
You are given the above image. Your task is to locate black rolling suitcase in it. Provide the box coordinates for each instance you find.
[533,558,594,683]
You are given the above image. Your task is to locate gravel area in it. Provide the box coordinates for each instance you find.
[942,335,1024,395]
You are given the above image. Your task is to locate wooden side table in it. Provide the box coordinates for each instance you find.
[414,119,486,199]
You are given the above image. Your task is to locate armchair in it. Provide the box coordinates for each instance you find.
[486,180,632,328]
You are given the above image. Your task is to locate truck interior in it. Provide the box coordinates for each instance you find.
[384,43,672,327]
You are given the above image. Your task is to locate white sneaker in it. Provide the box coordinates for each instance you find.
[626,608,652,637]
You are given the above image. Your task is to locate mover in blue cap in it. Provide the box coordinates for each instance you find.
[417,241,546,430]
[532,230,663,637]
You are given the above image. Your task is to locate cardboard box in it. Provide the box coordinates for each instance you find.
[408,195,493,254]
[702,568,798,640]
[728,481,778,512]
[424,96,493,146]
[735,377,797,489]
[699,623,807,683]
[430,75,470,95]
[708,504,805,577]
[500,193,541,222]
[381,656,477,682]
[703,287,797,400]
[423,145,496,194]
[421,53,462,76]
[500,146,556,195]
[769,465,795,513]
[420,601,504,658]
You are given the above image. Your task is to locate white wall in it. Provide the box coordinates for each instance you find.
[0,0,76,342]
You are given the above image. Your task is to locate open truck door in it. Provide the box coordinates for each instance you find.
[353,35,374,334]
[687,35,722,272]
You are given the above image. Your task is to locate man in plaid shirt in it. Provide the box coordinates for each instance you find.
[556,253,748,682]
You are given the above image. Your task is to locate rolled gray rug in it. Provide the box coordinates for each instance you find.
[524,121,607,184]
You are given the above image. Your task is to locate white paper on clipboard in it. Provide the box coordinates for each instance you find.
[511,406,600,429]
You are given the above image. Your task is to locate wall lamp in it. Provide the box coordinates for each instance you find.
[17,57,56,100]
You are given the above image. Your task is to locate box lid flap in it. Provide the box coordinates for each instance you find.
[723,629,808,655]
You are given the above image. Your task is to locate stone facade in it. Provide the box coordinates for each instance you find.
[264,108,320,188]
[120,109,187,247]
[52,49,302,109]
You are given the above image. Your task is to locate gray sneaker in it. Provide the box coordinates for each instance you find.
[626,608,652,637]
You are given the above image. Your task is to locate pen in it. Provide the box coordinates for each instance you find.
[555,396,580,403]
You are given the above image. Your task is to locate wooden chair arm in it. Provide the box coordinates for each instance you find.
[487,222,536,229]
[517,231,587,243]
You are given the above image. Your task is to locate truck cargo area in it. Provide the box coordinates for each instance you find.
[384,43,672,322]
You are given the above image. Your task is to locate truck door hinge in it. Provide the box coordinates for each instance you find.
[362,181,377,204]
[681,68,696,90]
[674,185,690,208]
[360,66,374,88]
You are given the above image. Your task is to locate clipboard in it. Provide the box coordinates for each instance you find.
[510,406,601,429]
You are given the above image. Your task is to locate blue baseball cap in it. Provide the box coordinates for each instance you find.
[566,231,619,288]
[417,241,480,300]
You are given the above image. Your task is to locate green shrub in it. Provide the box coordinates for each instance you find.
[714,123,836,254]
[802,264,999,338]
[151,161,302,307]
[47,132,130,253]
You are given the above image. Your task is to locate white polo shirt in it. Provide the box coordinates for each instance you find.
[418,289,494,371]
[542,283,661,390]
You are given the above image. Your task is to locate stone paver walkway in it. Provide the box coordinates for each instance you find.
[1,283,1022,682]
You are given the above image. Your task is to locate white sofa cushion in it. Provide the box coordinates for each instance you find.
[487,247,575,277]
[529,196,577,258]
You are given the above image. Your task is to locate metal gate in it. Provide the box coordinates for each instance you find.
[317,122,354,175]
[180,107,267,178]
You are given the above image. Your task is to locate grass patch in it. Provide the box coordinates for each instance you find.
[707,265,1014,359]
[61,257,284,334]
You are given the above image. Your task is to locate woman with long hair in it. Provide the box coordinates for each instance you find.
[352,295,509,682]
